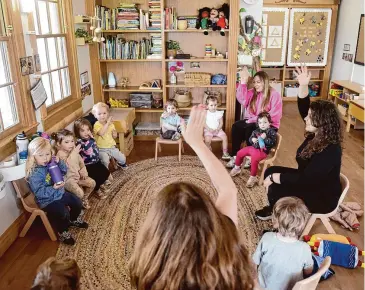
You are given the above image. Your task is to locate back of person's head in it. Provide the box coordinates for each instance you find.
[129,182,254,290]
[31,257,81,290]
[272,197,309,238]
[26,137,52,178]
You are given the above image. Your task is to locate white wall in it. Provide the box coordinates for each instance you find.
[331,0,365,85]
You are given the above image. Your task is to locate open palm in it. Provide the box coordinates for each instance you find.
[293,64,312,86]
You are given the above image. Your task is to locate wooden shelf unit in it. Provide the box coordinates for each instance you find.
[87,0,339,139]
[328,80,364,129]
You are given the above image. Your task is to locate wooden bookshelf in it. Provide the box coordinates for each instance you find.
[103,86,164,92]
[87,0,339,140]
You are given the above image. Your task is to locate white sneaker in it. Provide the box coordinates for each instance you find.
[222,152,231,160]
[226,156,236,168]
[246,176,258,188]
[230,167,241,177]
[243,157,251,169]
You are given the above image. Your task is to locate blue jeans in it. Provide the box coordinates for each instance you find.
[43,191,82,233]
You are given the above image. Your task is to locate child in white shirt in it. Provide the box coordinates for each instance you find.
[204,96,231,160]
[253,197,314,290]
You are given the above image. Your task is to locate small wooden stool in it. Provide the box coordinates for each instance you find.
[155,137,184,162]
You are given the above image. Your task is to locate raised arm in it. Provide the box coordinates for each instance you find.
[236,66,254,106]
[294,65,312,121]
[181,105,238,225]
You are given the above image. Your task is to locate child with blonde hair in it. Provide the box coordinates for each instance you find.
[92,102,128,169]
[74,118,111,200]
[253,197,313,290]
[204,95,231,159]
[26,137,88,245]
[53,129,96,209]
[31,257,81,290]
[160,99,181,140]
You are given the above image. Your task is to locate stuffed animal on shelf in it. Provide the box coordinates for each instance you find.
[217,3,230,36]
[196,7,211,35]
[210,8,219,31]
[311,240,364,269]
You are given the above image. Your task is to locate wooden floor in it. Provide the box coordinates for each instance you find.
[0,102,363,290]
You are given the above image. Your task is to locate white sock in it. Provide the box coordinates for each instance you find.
[234,165,240,170]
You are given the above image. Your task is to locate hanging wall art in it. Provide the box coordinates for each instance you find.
[287,8,332,66]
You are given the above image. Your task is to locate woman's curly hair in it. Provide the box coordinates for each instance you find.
[300,100,343,159]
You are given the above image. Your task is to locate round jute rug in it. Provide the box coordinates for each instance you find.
[56,155,271,290]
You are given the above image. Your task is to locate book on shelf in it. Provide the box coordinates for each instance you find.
[96,3,140,30]
[164,7,177,30]
[148,0,161,30]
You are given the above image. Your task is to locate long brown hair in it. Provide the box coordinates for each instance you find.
[74,118,92,139]
[31,257,81,290]
[300,100,343,159]
[129,183,254,290]
[248,71,272,114]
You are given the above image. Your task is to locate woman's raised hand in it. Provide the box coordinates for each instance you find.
[238,66,250,84]
[180,105,206,148]
[294,64,312,86]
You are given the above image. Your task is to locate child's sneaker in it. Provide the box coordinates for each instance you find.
[226,156,236,168]
[70,215,89,229]
[82,198,91,209]
[171,132,181,141]
[96,189,108,200]
[246,176,258,188]
[58,231,75,245]
[222,152,231,160]
[100,184,110,194]
[117,162,128,170]
[104,180,112,186]
[230,166,241,177]
[243,157,251,169]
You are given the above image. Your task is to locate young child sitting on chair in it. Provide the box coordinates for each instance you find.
[230,111,277,188]
[160,99,181,141]
[92,102,128,169]
[204,95,231,160]
[253,197,313,290]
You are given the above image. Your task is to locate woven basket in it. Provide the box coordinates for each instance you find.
[184,72,211,86]
[174,90,191,108]
[203,91,222,106]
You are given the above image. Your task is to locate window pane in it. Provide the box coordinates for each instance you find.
[57,37,68,66]
[0,2,5,37]
[61,68,71,98]
[0,85,18,130]
[51,71,62,102]
[47,38,58,69]
[38,1,49,34]
[36,38,48,72]
[42,73,53,107]
[0,41,12,85]
[49,2,60,34]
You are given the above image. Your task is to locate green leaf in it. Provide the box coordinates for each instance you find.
[239,8,246,13]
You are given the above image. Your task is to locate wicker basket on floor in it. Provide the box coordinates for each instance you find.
[184,72,211,86]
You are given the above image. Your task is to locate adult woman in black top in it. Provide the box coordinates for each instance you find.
[255,65,343,220]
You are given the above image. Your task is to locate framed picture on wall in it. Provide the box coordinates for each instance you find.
[354,14,364,66]
[80,71,89,86]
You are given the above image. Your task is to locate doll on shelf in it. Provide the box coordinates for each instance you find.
[196,7,211,35]
[217,3,230,36]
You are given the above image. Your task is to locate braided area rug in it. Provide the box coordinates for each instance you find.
[56,156,271,290]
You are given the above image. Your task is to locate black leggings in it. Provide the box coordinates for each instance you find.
[231,120,257,156]
[264,166,338,214]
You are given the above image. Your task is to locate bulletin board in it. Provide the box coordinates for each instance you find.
[354,14,364,66]
[261,7,289,66]
[287,8,332,67]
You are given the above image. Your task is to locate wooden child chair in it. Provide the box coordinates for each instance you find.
[258,133,283,185]
[292,257,331,290]
[301,173,350,237]
[155,137,184,162]
[12,178,57,241]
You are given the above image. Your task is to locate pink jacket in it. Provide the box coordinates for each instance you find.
[236,83,283,128]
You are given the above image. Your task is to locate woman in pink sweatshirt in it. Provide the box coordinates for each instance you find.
[226,67,283,168]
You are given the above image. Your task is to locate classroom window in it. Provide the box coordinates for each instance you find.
[34,0,71,107]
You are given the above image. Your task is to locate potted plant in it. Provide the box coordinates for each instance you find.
[166,40,180,59]
[75,28,92,45]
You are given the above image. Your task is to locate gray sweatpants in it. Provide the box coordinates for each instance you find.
[99,147,126,168]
